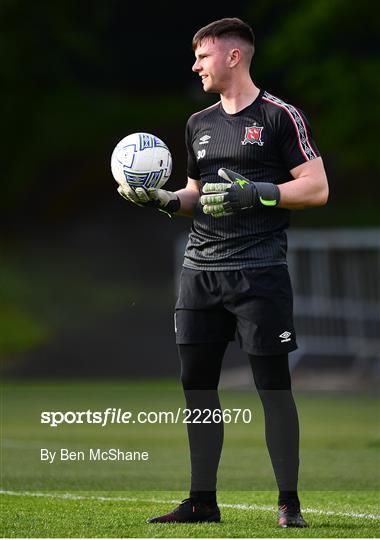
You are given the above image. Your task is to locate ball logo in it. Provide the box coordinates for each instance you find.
[241,125,264,146]
[139,133,167,150]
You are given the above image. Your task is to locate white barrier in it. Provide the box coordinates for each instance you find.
[287,229,380,368]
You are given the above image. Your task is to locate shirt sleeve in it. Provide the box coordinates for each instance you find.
[185,118,201,180]
[276,105,320,171]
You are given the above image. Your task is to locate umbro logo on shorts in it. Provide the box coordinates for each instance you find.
[279,331,292,343]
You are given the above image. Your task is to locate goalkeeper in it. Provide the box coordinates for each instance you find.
[117,17,328,528]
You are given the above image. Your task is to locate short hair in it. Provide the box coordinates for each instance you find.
[192,17,255,55]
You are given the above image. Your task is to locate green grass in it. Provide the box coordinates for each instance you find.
[2,490,379,537]
[1,380,379,537]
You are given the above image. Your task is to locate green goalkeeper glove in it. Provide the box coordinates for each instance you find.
[200,168,280,217]
[117,182,180,217]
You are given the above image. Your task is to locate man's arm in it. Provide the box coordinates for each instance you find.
[200,158,328,217]
[175,178,200,217]
[278,156,329,209]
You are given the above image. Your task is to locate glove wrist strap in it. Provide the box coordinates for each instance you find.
[163,195,181,215]
[255,182,280,207]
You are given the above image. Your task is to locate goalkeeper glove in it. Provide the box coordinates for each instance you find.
[117,182,180,216]
[200,168,280,217]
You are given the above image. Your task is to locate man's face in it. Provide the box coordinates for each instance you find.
[192,38,231,93]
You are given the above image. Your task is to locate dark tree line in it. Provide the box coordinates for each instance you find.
[1,0,378,225]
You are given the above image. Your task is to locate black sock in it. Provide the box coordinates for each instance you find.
[278,490,300,506]
[190,490,217,505]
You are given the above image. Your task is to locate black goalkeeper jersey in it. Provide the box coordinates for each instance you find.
[183,89,320,270]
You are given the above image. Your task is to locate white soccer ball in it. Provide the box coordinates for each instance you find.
[111,132,172,190]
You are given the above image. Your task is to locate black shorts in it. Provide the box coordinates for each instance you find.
[175,266,297,356]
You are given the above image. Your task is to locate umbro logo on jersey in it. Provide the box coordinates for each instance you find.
[199,134,211,145]
[241,125,264,146]
[279,331,292,343]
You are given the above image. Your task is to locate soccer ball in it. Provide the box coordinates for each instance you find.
[111,132,172,190]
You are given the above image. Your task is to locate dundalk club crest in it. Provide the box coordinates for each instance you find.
[241,125,264,146]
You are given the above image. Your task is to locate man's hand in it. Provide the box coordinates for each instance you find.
[200,168,280,217]
[117,182,180,216]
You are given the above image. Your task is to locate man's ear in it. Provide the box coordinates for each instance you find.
[228,48,241,68]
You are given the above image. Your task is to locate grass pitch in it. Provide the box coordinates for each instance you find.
[1,380,379,537]
[2,489,379,537]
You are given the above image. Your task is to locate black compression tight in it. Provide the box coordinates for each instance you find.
[178,343,299,500]
[249,353,300,499]
[179,341,228,493]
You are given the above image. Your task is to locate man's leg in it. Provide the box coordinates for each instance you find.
[179,341,228,499]
[249,353,308,527]
[147,341,228,523]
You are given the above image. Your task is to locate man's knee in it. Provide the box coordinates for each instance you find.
[249,354,292,390]
[178,342,227,390]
